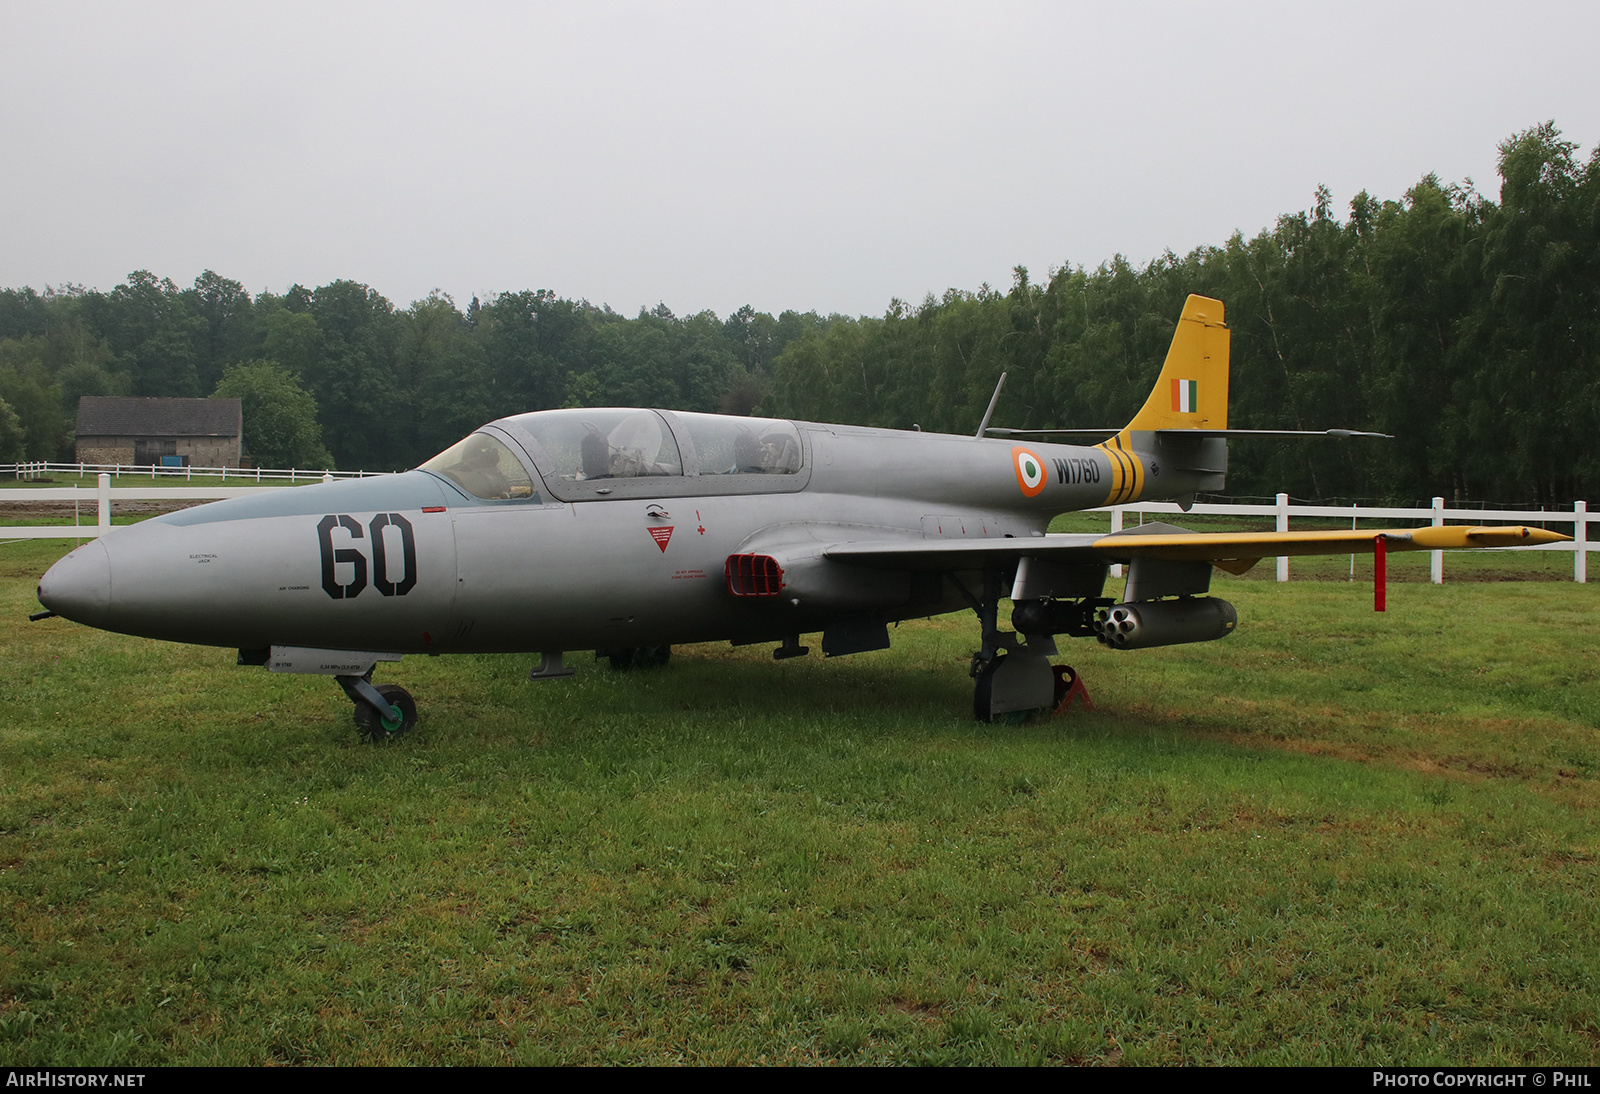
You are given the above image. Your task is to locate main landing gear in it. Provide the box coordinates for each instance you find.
[961,569,1059,723]
[337,673,418,741]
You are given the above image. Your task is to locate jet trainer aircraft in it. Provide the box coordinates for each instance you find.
[33,296,1568,735]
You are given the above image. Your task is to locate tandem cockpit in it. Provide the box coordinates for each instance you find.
[419,409,808,503]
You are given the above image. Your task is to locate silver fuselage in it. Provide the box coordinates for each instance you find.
[37,415,1213,656]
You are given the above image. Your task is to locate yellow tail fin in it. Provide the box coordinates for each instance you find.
[1097,295,1230,504]
[1125,294,1230,431]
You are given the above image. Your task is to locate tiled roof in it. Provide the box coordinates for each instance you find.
[76,397,242,438]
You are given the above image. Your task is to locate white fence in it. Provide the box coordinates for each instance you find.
[2,479,1594,583]
[0,473,337,541]
[4,460,379,483]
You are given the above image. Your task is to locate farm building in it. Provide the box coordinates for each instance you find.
[75,396,244,468]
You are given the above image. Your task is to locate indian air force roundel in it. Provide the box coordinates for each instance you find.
[1012,446,1046,497]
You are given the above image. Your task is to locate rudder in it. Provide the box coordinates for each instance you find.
[1096,295,1230,504]
[1125,295,1230,432]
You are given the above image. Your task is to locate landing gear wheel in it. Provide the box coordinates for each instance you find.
[353,683,417,741]
[606,645,672,671]
[972,651,1006,723]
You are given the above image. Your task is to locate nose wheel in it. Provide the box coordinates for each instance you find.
[337,674,418,740]
[353,684,417,740]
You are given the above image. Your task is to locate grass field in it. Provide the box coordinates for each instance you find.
[2,539,1596,1065]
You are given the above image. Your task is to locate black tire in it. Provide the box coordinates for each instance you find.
[353,683,417,741]
[972,651,1005,723]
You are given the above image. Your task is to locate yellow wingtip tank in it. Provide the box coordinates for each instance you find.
[1097,294,1230,504]
[1404,525,1571,549]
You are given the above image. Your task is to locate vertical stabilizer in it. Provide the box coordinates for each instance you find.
[1097,295,1230,504]
[1125,295,1229,431]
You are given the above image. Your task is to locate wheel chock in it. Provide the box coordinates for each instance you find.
[1051,664,1095,714]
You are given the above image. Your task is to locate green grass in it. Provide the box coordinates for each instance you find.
[2,540,1597,1064]
[0,515,166,532]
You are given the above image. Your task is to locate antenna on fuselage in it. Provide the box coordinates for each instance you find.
[975,372,1007,439]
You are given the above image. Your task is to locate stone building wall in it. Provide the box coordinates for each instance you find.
[178,437,242,467]
[75,436,242,467]
[75,440,136,465]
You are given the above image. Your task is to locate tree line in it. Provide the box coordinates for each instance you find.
[1,122,1594,503]
[0,275,822,473]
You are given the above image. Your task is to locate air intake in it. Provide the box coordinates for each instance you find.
[725,554,785,597]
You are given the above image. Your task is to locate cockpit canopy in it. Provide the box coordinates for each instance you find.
[511,408,801,482]
[420,409,806,503]
[419,432,540,501]
[522,408,684,481]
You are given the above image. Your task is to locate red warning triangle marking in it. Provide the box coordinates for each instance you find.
[647,526,673,552]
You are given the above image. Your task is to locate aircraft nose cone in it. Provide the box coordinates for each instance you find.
[38,540,112,628]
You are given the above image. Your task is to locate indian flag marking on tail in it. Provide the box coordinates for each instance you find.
[1170,378,1198,414]
[1012,446,1046,498]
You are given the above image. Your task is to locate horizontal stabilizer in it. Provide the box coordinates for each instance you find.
[985,427,1391,439]
[1154,428,1392,439]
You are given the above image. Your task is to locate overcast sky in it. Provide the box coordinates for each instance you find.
[2,1,1595,319]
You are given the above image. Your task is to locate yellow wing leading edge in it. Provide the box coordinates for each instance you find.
[1090,524,1571,571]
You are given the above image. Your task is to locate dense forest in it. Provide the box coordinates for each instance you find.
[1,122,1595,504]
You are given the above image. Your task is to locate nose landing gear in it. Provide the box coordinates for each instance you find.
[337,674,418,740]
[244,647,418,742]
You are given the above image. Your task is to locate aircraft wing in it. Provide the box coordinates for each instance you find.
[822,534,1106,570]
[822,525,1569,572]
[1088,524,1565,558]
